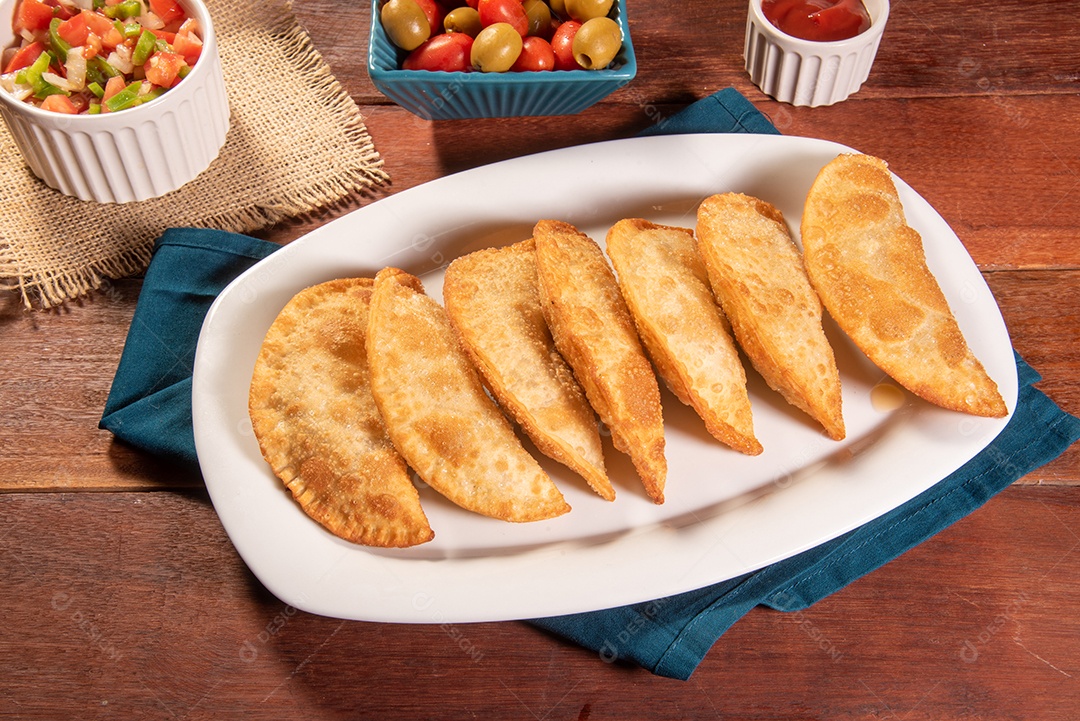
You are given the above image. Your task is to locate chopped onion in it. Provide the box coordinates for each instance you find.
[137,11,165,30]
[64,47,87,91]
[108,45,135,75]
[0,76,34,101]
[42,71,80,92]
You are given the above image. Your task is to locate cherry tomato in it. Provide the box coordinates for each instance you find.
[510,35,555,71]
[413,0,446,35]
[477,0,529,37]
[549,19,581,70]
[403,31,474,71]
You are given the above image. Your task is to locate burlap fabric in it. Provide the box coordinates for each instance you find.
[0,0,387,309]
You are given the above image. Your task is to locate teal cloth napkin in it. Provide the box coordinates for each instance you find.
[100,88,1080,681]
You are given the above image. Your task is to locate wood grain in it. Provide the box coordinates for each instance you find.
[1,485,1076,719]
[1,0,1078,716]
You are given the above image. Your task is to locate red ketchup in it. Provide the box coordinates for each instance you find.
[761,0,872,42]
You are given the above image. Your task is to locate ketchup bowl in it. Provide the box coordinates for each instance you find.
[0,0,229,203]
[744,0,889,107]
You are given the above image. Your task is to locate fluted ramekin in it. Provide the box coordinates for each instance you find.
[744,0,889,108]
[0,0,229,203]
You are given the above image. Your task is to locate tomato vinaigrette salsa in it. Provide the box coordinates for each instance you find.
[761,0,871,43]
[1,0,202,114]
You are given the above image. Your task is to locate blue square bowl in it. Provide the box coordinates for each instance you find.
[368,0,637,120]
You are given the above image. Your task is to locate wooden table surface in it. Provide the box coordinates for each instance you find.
[3,0,1078,718]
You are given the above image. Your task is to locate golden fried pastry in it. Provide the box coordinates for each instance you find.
[248,278,434,548]
[801,153,1007,417]
[696,193,846,440]
[533,220,667,504]
[443,240,614,501]
[367,267,571,522]
[606,219,762,456]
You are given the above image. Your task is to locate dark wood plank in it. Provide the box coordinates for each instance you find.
[0,283,200,491]
[1,485,1077,718]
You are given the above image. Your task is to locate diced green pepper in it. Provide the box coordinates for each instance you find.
[88,102,102,114]
[103,81,144,112]
[84,56,118,87]
[114,20,141,39]
[33,79,67,100]
[103,0,143,20]
[89,56,121,79]
[87,81,105,98]
[15,52,67,100]
[132,30,157,66]
[49,18,72,63]
[134,86,167,105]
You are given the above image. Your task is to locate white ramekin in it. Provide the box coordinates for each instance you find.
[744,0,889,108]
[0,0,229,203]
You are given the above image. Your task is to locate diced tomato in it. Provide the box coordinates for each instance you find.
[8,0,203,115]
[40,94,79,113]
[102,75,127,101]
[144,51,185,87]
[83,32,102,59]
[176,18,200,40]
[149,0,186,26]
[46,0,75,21]
[80,10,124,49]
[80,9,114,35]
[56,13,90,47]
[171,29,202,65]
[2,40,45,73]
[13,0,55,34]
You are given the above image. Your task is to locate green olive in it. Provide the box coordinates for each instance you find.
[572,16,621,69]
[548,0,567,17]
[380,0,431,52]
[564,0,613,22]
[471,22,523,73]
[443,6,482,37]
[522,0,552,37]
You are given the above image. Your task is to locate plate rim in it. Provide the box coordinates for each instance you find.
[193,132,1016,623]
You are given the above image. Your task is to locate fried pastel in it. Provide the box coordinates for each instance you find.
[801,153,1007,417]
[443,241,614,501]
[248,278,434,548]
[367,267,570,522]
[533,220,667,504]
[606,219,762,456]
[696,193,846,440]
